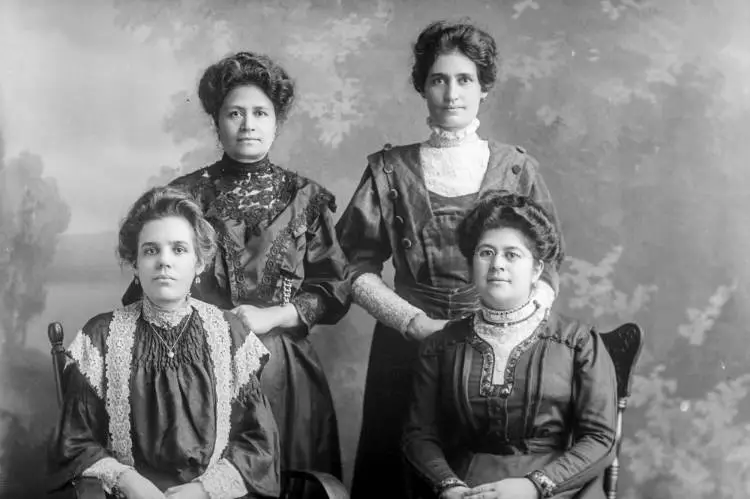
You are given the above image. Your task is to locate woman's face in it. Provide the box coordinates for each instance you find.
[134,216,204,309]
[472,227,543,311]
[423,51,487,131]
[217,84,277,163]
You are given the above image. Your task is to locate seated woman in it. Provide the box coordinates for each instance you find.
[48,186,280,499]
[402,192,617,499]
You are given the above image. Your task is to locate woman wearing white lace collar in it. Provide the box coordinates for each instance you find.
[49,187,280,499]
[336,19,564,499]
[403,192,616,499]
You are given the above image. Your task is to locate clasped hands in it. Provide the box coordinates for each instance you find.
[441,478,539,499]
[115,469,208,499]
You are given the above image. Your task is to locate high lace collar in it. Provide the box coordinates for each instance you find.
[479,297,540,327]
[218,153,272,177]
[426,117,481,148]
[141,296,193,329]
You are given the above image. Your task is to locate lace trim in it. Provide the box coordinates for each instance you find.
[352,273,422,334]
[81,457,133,493]
[420,139,490,197]
[426,117,481,148]
[141,296,192,329]
[232,330,270,398]
[192,299,233,468]
[196,458,248,499]
[291,291,327,328]
[469,307,549,397]
[257,191,334,301]
[67,330,105,398]
[105,303,139,466]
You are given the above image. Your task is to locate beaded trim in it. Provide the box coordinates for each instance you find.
[480,299,540,326]
[66,330,105,398]
[192,299,233,468]
[434,477,468,496]
[426,117,481,148]
[105,303,140,466]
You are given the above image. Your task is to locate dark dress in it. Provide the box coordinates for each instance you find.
[335,141,562,499]
[122,154,350,478]
[402,311,618,498]
[48,299,280,497]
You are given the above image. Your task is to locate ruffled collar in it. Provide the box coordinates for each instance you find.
[217,153,273,177]
[426,117,481,148]
[479,297,540,327]
[141,296,193,329]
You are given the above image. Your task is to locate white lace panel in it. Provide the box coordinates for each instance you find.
[233,331,270,398]
[420,139,490,197]
[196,458,249,499]
[67,330,105,398]
[81,457,133,493]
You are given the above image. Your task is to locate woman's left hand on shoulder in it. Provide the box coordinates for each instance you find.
[164,483,209,499]
[464,478,539,499]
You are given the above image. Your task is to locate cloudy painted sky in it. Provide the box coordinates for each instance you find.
[1,0,207,234]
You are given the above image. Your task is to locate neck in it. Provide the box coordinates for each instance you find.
[221,153,271,173]
[426,117,481,148]
[142,295,192,329]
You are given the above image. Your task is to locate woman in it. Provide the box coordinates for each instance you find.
[335,20,562,498]
[123,52,350,478]
[402,192,617,499]
[49,187,280,499]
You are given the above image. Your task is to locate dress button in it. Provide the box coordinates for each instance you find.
[402,238,413,249]
[388,189,399,200]
[395,215,405,225]
[512,165,521,175]
[383,143,393,151]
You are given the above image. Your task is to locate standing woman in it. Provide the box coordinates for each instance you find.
[336,20,563,499]
[123,52,350,478]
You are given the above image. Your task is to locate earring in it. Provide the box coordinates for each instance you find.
[194,276,201,285]
[134,276,139,285]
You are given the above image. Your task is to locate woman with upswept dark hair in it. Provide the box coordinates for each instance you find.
[50,186,280,499]
[336,19,564,499]
[122,52,350,479]
[403,191,616,499]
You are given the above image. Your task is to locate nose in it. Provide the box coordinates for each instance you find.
[445,81,459,102]
[240,114,254,131]
[156,249,173,267]
[491,253,506,270]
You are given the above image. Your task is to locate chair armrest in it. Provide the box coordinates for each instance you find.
[73,477,107,499]
[282,469,349,499]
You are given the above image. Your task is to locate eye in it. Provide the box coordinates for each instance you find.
[143,247,157,256]
[254,109,268,117]
[174,246,187,254]
[228,110,242,119]
[431,76,445,85]
[477,248,494,258]
[458,75,473,84]
[506,251,521,261]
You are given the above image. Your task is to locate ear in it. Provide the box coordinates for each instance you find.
[480,91,488,102]
[195,260,206,276]
[532,260,544,283]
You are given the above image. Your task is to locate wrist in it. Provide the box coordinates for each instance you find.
[434,477,467,497]
[525,470,556,498]
[276,303,301,329]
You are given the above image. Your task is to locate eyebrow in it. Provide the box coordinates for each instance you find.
[429,71,475,78]
[139,240,190,247]
[477,243,526,252]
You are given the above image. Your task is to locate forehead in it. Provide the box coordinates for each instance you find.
[429,51,478,76]
[477,227,531,250]
[139,216,195,244]
[221,84,274,109]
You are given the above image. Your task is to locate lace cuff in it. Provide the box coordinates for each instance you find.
[81,457,133,494]
[434,477,467,497]
[291,291,327,329]
[196,458,248,499]
[352,273,423,334]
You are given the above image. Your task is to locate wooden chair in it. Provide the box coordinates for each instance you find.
[48,322,349,499]
[599,322,644,499]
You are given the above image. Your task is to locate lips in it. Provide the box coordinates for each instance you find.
[154,275,176,281]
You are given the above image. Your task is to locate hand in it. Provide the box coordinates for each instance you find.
[116,469,166,499]
[165,482,209,499]
[440,485,471,499]
[406,313,448,341]
[464,478,539,499]
[232,304,294,335]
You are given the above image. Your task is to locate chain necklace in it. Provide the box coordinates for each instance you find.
[147,313,192,359]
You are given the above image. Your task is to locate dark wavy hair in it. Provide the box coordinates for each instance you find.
[118,186,217,268]
[458,191,563,268]
[198,51,295,125]
[411,19,498,95]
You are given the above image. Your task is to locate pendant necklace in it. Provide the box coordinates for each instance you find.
[148,313,191,359]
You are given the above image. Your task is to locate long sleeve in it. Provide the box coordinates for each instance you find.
[290,192,351,328]
[47,320,113,491]
[520,155,563,295]
[531,329,617,496]
[335,167,393,280]
[401,337,460,491]
[352,273,422,334]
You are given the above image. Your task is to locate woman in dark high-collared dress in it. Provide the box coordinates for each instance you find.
[335,20,564,499]
[403,192,617,499]
[123,51,350,479]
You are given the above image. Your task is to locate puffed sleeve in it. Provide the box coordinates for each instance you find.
[290,189,352,329]
[196,315,280,498]
[402,334,463,495]
[527,329,617,497]
[47,314,124,492]
[518,155,563,295]
[335,166,393,280]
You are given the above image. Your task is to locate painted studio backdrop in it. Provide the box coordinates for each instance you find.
[1,0,750,497]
